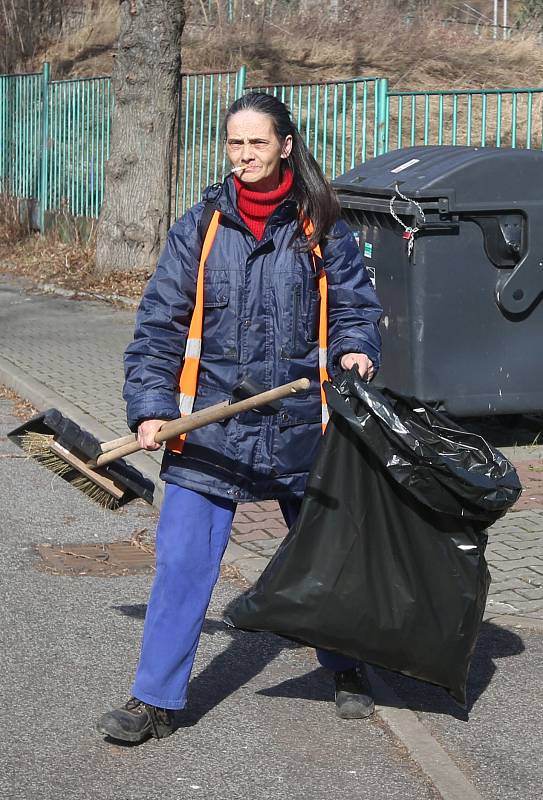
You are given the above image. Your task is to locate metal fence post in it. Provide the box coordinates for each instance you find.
[0,76,6,194]
[376,77,389,156]
[38,62,50,231]
[235,65,247,99]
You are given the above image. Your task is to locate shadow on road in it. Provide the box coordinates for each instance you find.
[372,621,525,721]
[112,607,524,723]
[112,604,329,722]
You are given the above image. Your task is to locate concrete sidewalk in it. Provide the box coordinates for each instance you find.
[1,276,543,626]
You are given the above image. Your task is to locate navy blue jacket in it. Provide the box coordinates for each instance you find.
[124,177,382,501]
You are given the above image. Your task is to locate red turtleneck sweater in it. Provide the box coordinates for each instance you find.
[234,168,294,241]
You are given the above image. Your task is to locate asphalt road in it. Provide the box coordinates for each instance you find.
[0,397,439,800]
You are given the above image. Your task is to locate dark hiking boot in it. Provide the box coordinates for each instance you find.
[334,666,375,719]
[96,697,177,743]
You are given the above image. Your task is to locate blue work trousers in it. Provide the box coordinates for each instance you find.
[132,484,357,710]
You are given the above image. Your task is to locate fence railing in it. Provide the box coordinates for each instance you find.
[245,77,387,182]
[3,62,543,229]
[0,64,113,229]
[0,71,43,202]
[46,75,113,222]
[173,67,245,218]
[385,85,543,151]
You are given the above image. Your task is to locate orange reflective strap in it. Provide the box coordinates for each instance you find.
[304,222,330,433]
[167,210,222,453]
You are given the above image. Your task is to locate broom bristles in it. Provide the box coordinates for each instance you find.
[17,431,121,509]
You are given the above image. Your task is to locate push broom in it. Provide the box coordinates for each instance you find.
[8,378,310,509]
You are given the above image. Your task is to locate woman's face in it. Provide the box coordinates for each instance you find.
[226,109,292,191]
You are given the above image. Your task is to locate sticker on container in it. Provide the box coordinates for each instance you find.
[390,158,420,174]
[366,266,376,288]
[364,242,373,259]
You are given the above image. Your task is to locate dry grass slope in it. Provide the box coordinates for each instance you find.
[27,1,543,91]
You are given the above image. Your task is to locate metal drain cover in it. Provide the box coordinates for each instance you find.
[36,541,155,576]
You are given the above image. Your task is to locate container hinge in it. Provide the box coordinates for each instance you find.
[495,219,543,315]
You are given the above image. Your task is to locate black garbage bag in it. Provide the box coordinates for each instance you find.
[226,370,522,705]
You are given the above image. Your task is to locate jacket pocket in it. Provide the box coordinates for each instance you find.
[202,270,237,359]
[272,415,322,477]
[204,270,229,308]
[281,279,319,358]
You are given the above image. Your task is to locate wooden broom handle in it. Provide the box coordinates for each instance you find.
[94,378,310,468]
[100,434,136,453]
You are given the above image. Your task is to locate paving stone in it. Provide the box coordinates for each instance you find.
[233,519,286,533]
[499,539,543,551]
[508,598,543,613]
[232,531,272,543]
[494,566,543,581]
[487,576,526,591]
[232,511,251,524]
[513,586,543,601]
[267,528,289,538]
[254,540,282,551]
[242,537,277,548]
[486,591,524,605]
[511,520,543,532]
[501,531,543,541]
[487,544,523,557]
[243,510,280,522]
[509,509,543,521]
[493,558,543,571]
[234,541,260,552]
[251,500,279,511]
[490,524,526,535]
[493,534,537,545]
[484,600,521,615]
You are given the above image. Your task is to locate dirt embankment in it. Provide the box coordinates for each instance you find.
[23,0,543,90]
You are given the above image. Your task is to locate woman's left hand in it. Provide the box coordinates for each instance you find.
[340,352,375,381]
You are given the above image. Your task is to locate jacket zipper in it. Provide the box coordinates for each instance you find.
[291,284,301,355]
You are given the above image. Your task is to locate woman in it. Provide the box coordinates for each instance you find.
[97,92,382,743]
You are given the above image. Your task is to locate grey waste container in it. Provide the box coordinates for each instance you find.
[332,145,543,416]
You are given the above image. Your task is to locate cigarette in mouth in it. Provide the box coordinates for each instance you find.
[231,166,245,173]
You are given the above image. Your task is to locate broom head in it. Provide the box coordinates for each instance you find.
[8,408,154,508]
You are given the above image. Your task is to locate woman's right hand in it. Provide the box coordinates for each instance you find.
[137,419,166,450]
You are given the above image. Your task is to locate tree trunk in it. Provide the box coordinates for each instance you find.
[95,0,185,273]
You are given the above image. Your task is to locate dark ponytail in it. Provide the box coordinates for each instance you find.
[223,92,340,251]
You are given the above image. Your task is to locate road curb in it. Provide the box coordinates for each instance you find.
[37,282,139,308]
[367,667,484,800]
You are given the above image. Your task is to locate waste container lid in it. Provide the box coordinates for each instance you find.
[332,145,543,213]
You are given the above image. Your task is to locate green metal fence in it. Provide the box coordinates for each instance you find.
[0,64,113,229]
[172,73,387,216]
[386,84,543,151]
[3,62,543,229]
[46,75,113,221]
[173,67,246,218]
[0,71,43,201]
